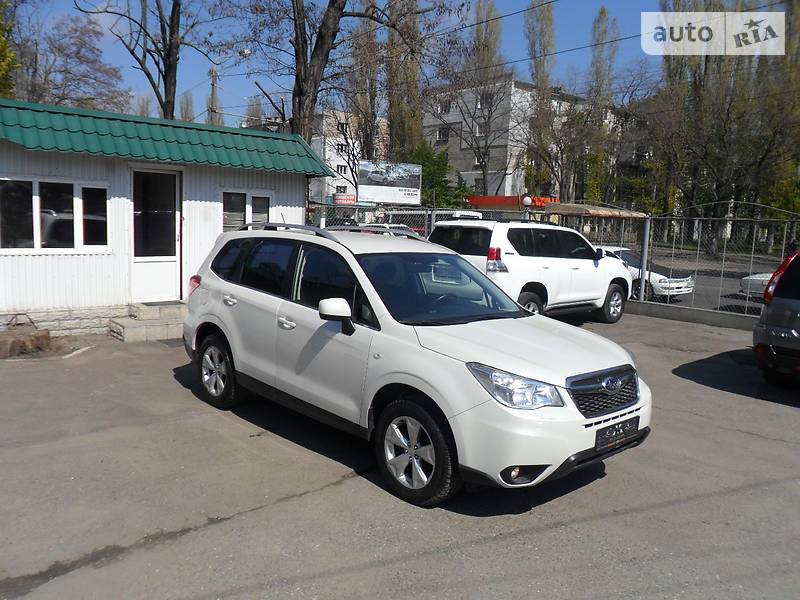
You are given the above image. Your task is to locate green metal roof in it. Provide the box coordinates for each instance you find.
[0,99,334,177]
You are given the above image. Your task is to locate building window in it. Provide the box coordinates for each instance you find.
[474,151,489,166]
[223,192,246,231]
[475,122,488,137]
[436,127,449,143]
[337,164,348,175]
[40,182,74,248]
[335,186,348,194]
[0,179,109,251]
[252,196,270,223]
[437,99,451,114]
[82,187,108,245]
[337,121,348,133]
[0,180,33,248]
[336,143,347,154]
[477,92,493,110]
[474,178,485,193]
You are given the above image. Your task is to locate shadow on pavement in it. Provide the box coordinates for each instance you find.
[672,349,798,407]
[173,362,608,516]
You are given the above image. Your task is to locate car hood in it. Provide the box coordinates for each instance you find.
[414,316,634,387]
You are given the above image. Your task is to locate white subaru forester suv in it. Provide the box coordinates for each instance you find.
[183,224,652,506]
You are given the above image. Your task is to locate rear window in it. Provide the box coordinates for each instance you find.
[429,226,492,256]
[775,256,800,300]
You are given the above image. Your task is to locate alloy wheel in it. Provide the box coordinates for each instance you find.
[201,346,227,397]
[609,291,624,317]
[383,416,436,489]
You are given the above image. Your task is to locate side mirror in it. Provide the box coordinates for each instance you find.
[319,298,354,335]
[595,247,604,261]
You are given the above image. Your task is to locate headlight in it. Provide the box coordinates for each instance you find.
[467,363,564,410]
[657,278,668,284]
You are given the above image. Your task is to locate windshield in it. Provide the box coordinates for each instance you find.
[357,252,526,325]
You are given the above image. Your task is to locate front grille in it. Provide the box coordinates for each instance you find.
[567,365,638,419]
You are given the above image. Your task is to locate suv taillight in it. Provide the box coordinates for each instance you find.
[188,275,202,297]
[486,247,508,272]
[764,252,797,305]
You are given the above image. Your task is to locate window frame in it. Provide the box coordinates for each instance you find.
[335,185,348,194]
[0,174,111,255]
[289,241,381,331]
[220,188,274,231]
[236,237,299,299]
[336,164,348,175]
[435,126,450,142]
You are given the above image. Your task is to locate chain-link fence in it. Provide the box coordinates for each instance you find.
[581,216,799,316]
[309,204,799,316]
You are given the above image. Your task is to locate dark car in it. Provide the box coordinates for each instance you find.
[753,251,800,386]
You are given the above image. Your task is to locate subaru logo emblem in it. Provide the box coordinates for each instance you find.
[602,376,623,394]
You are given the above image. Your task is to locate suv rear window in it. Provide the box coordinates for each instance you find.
[775,256,800,299]
[211,239,250,282]
[429,226,492,256]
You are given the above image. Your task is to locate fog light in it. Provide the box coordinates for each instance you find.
[510,467,520,479]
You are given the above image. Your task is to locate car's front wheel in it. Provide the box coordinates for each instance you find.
[374,398,462,506]
[196,335,243,409]
[598,283,626,323]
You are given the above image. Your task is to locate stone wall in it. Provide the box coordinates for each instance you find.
[1,306,129,336]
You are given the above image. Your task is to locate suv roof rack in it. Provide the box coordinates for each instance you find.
[237,222,338,241]
[325,225,425,241]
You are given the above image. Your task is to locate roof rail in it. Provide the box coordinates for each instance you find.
[325,225,425,241]
[237,222,338,242]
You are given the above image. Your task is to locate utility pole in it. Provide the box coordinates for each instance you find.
[206,68,222,126]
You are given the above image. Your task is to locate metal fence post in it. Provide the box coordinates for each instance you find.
[319,205,327,228]
[717,221,729,310]
[638,216,651,301]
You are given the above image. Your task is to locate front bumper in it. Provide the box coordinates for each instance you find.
[652,279,694,296]
[450,378,653,488]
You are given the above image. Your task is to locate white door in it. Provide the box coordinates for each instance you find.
[527,228,571,306]
[274,243,375,424]
[131,171,181,302]
[556,230,606,303]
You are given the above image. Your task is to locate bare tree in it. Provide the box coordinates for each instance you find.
[13,13,130,111]
[386,0,422,160]
[179,90,194,120]
[242,95,264,128]
[212,0,456,141]
[75,1,216,119]
[134,93,154,116]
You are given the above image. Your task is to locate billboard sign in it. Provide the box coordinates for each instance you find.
[332,193,357,205]
[357,160,422,205]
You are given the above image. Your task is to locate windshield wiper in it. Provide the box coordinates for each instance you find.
[400,319,455,326]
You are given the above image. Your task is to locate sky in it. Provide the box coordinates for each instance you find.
[43,0,664,125]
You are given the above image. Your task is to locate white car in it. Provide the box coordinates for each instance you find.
[429,220,633,323]
[183,224,651,506]
[740,272,771,298]
[604,247,695,300]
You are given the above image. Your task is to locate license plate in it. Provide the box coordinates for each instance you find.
[595,417,640,451]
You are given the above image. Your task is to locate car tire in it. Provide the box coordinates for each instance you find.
[762,367,796,387]
[374,397,462,507]
[196,335,243,410]
[632,279,653,301]
[598,284,626,323]
[518,291,544,315]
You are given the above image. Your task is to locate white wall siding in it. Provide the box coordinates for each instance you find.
[0,141,309,312]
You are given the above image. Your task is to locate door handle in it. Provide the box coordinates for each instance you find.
[571,267,580,270]
[278,316,296,330]
[222,295,237,306]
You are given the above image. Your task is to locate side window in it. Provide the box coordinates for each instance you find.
[556,231,596,259]
[531,230,561,258]
[210,239,250,282]
[294,245,357,309]
[507,228,535,256]
[354,287,379,329]
[240,239,295,296]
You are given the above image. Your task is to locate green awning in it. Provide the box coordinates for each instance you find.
[0,99,334,177]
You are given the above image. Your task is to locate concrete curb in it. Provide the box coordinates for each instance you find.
[626,300,758,331]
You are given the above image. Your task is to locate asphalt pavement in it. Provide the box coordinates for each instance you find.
[0,315,797,599]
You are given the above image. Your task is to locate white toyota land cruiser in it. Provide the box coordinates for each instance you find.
[183,224,652,506]
[429,219,633,322]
